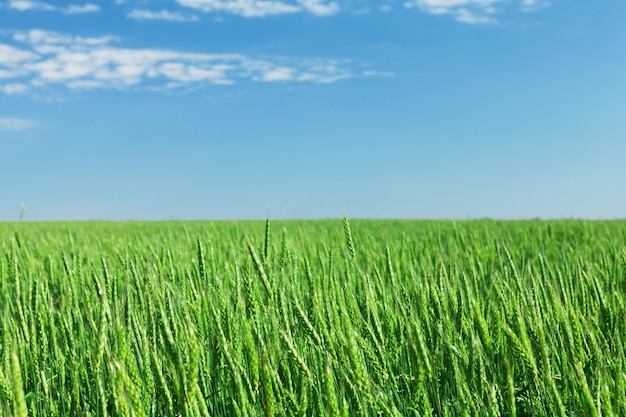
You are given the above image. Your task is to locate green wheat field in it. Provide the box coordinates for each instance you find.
[1,219,625,416]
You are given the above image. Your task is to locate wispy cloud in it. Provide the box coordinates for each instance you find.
[7,0,548,20]
[297,0,340,16]
[176,0,339,17]
[110,0,548,20]
[0,43,39,64]
[0,83,29,94]
[520,0,549,12]
[0,117,38,131]
[7,0,56,11]
[127,9,199,21]
[64,3,100,13]
[403,0,498,23]
[176,0,299,17]
[455,7,494,24]
[403,0,546,24]
[0,29,374,96]
[7,0,100,14]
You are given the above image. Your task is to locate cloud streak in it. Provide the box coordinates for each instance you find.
[6,0,548,21]
[127,9,199,21]
[0,83,29,94]
[63,3,100,13]
[403,0,547,23]
[520,0,549,12]
[161,0,546,20]
[0,30,370,96]
[7,0,55,11]
[0,117,38,131]
[7,0,100,13]
[176,0,339,17]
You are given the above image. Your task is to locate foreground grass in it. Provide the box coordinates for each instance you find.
[0,219,625,416]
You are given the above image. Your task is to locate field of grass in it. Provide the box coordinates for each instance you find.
[0,219,625,416]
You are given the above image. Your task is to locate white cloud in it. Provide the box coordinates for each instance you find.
[8,0,55,11]
[409,0,500,17]
[259,66,294,81]
[13,30,118,46]
[7,0,548,20]
[297,0,339,16]
[127,9,199,22]
[63,3,100,14]
[404,0,545,23]
[455,7,494,23]
[0,117,38,131]
[414,0,499,10]
[0,29,364,95]
[7,0,100,13]
[65,79,106,89]
[176,0,339,17]
[521,0,549,12]
[0,43,39,64]
[0,83,29,94]
[177,0,299,17]
[362,70,395,77]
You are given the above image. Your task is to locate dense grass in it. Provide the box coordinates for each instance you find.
[1,219,625,416]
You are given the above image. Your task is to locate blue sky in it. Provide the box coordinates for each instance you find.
[1,0,625,220]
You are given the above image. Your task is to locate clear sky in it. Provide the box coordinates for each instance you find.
[1,0,625,220]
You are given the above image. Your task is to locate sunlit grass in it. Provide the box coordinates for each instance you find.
[0,219,624,416]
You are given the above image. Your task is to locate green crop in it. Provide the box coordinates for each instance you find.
[0,219,624,416]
